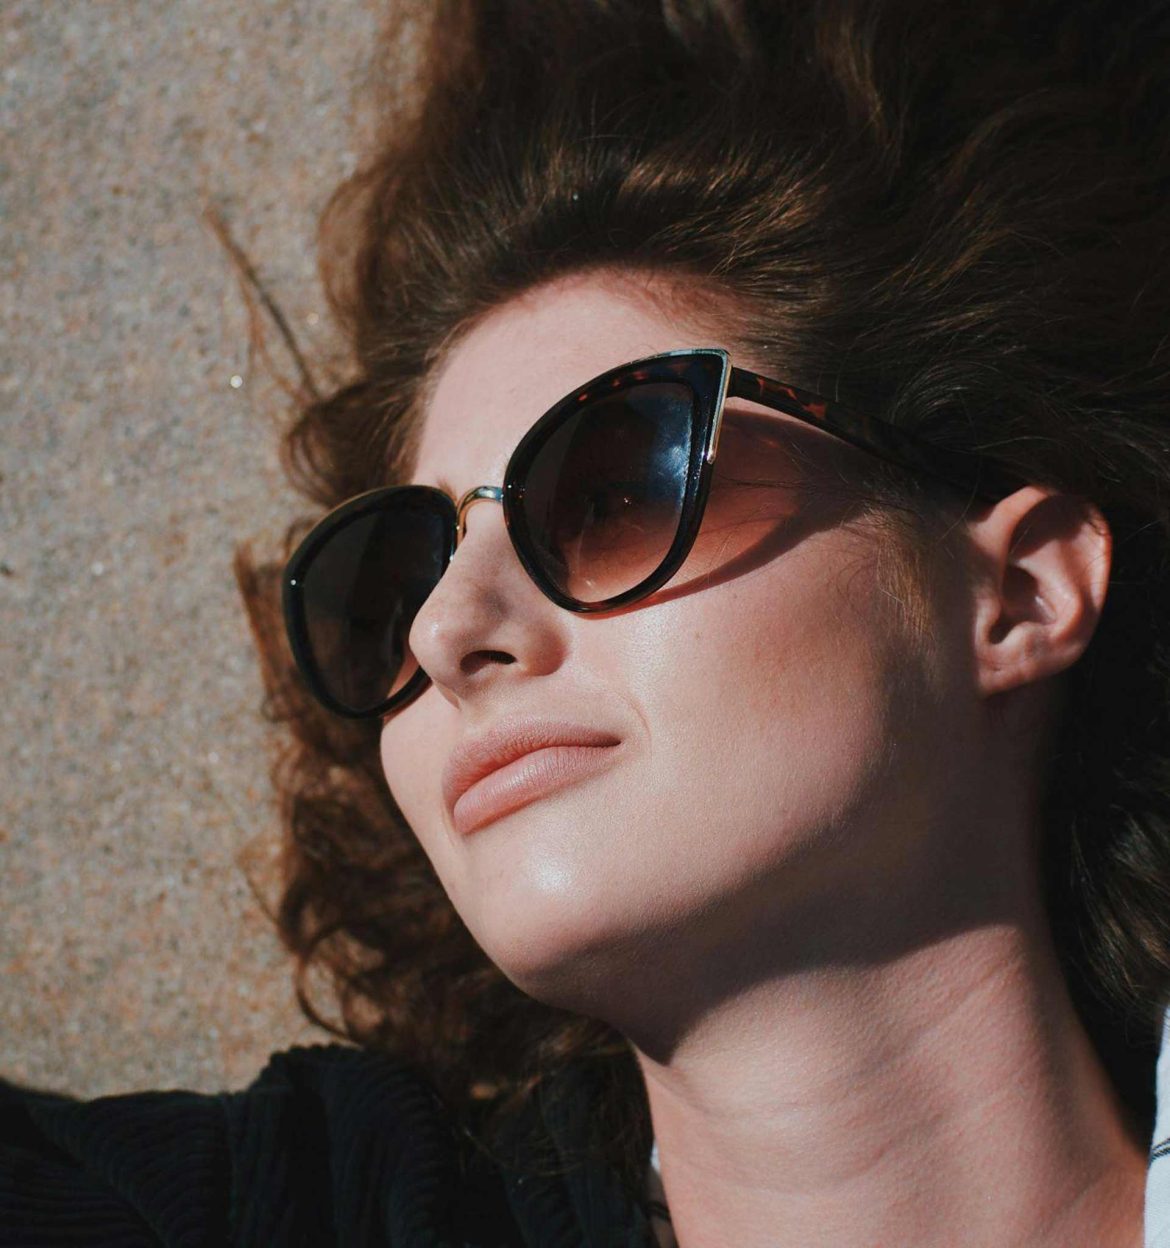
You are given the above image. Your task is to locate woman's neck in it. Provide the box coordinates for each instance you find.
[635,919,1146,1248]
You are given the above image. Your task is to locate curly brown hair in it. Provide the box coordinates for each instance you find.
[232,0,1170,1203]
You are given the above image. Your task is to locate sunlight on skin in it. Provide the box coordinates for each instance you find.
[378,267,1142,1248]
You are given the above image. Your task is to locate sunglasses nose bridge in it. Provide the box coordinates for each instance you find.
[455,484,504,542]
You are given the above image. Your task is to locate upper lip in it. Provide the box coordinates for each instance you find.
[442,714,624,816]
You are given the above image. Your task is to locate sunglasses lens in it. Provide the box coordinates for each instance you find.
[292,490,452,716]
[516,381,696,604]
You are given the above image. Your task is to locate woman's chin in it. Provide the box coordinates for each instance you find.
[464,908,628,1001]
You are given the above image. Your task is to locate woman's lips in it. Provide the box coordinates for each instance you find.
[451,742,624,836]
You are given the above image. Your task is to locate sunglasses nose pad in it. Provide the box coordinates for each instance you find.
[455,484,505,543]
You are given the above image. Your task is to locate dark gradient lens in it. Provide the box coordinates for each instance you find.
[295,491,451,715]
[517,381,695,603]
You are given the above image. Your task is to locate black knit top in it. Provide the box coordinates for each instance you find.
[0,1044,661,1247]
[3,1030,1163,1246]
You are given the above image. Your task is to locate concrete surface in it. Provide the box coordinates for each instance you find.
[1,0,385,1095]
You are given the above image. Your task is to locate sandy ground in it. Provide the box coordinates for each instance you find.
[1,0,385,1095]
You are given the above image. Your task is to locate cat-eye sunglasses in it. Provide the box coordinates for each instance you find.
[283,347,1022,718]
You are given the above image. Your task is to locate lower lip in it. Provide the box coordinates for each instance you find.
[452,743,624,836]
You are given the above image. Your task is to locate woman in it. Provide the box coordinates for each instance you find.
[4,1,1169,1244]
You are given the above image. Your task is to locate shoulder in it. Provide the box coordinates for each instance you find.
[0,1043,463,1247]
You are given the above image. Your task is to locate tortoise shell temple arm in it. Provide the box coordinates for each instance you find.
[725,367,1021,505]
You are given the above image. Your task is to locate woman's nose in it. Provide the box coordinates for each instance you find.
[406,496,565,705]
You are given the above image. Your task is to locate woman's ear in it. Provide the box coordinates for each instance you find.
[964,485,1112,699]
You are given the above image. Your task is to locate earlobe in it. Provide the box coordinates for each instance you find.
[969,485,1112,699]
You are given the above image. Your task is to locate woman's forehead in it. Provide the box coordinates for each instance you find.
[409,275,823,490]
[411,288,719,480]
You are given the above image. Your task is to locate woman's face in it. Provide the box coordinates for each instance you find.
[379,269,969,1037]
